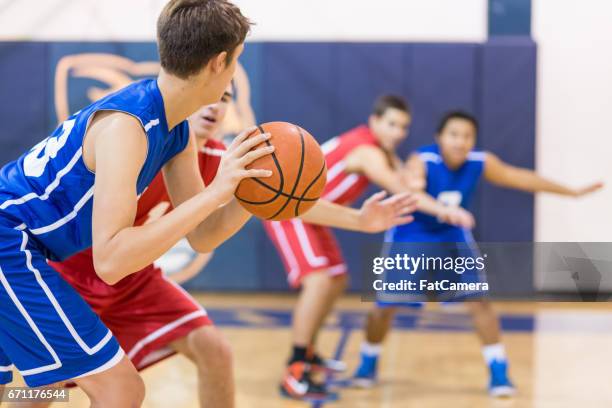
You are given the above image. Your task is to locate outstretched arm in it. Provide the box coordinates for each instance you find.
[299,191,417,233]
[483,152,603,197]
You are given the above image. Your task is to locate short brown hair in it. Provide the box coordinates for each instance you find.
[157,0,252,79]
[372,95,411,117]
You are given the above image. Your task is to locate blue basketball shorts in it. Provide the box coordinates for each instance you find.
[375,228,488,307]
[0,221,123,387]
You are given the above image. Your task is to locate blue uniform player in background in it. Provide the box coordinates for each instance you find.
[0,1,274,406]
[353,111,603,397]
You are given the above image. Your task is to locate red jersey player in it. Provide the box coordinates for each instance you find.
[28,86,416,408]
[264,95,474,401]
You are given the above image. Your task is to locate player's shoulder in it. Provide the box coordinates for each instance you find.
[83,79,163,131]
[416,144,442,164]
[466,149,487,162]
[339,125,378,148]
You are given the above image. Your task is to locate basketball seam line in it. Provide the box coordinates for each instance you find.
[266,126,306,220]
[251,178,319,202]
[234,125,286,205]
[294,161,326,217]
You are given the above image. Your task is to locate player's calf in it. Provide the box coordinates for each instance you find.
[466,300,516,397]
[352,306,397,388]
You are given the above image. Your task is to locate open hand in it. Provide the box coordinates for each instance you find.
[438,206,475,229]
[358,191,418,233]
[572,181,604,197]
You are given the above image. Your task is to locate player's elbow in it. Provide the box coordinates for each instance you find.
[187,236,216,254]
[93,256,123,285]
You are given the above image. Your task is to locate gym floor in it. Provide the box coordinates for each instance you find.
[12,294,612,408]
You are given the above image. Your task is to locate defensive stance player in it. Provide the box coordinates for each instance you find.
[353,111,603,397]
[264,96,474,400]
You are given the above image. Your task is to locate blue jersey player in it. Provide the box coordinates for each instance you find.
[353,111,602,397]
[0,1,273,406]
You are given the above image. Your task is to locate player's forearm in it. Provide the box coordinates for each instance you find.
[414,191,446,217]
[94,189,224,285]
[186,199,252,253]
[299,200,363,231]
[492,168,576,196]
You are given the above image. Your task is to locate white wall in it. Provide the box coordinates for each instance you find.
[0,0,487,42]
[533,0,612,241]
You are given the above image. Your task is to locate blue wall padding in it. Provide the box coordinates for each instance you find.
[0,40,537,292]
[477,37,537,242]
[0,42,50,162]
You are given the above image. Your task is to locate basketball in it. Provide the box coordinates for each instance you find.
[234,122,327,221]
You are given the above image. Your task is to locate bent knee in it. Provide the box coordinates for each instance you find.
[189,327,233,368]
[80,360,145,406]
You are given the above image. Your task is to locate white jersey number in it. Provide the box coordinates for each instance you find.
[437,191,463,207]
[23,119,76,177]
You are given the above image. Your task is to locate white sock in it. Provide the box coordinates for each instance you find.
[482,343,507,365]
[361,341,382,357]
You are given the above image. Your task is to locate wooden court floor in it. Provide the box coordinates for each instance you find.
[7,295,612,408]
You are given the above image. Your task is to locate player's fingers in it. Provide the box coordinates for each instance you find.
[396,204,417,216]
[587,182,604,193]
[233,132,271,157]
[242,168,273,179]
[392,215,414,226]
[240,145,275,165]
[228,126,258,152]
[379,192,410,207]
[392,194,418,209]
[365,191,388,204]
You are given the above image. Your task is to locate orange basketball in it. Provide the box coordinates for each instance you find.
[234,122,327,221]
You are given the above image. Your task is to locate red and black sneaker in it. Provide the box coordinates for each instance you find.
[307,346,347,374]
[310,353,347,374]
[280,362,339,402]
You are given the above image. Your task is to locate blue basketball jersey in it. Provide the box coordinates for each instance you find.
[0,79,190,261]
[389,144,485,241]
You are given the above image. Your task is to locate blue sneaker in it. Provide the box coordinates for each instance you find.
[351,354,378,388]
[488,360,516,397]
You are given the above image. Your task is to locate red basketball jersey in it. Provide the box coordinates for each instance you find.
[321,125,380,205]
[50,138,226,284]
[134,138,225,226]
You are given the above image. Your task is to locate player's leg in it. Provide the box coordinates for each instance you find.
[263,220,343,400]
[293,270,348,370]
[305,271,348,373]
[465,299,515,397]
[0,226,143,407]
[73,357,145,407]
[352,305,398,387]
[170,326,233,408]
[95,267,219,407]
[457,233,515,397]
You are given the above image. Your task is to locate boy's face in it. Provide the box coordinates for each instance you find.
[369,108,411,152]
[436,118,477,168]
[189,84,233,140]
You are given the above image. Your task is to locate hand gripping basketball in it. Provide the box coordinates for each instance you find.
[234,122,328,221]
[208,126,275,207]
